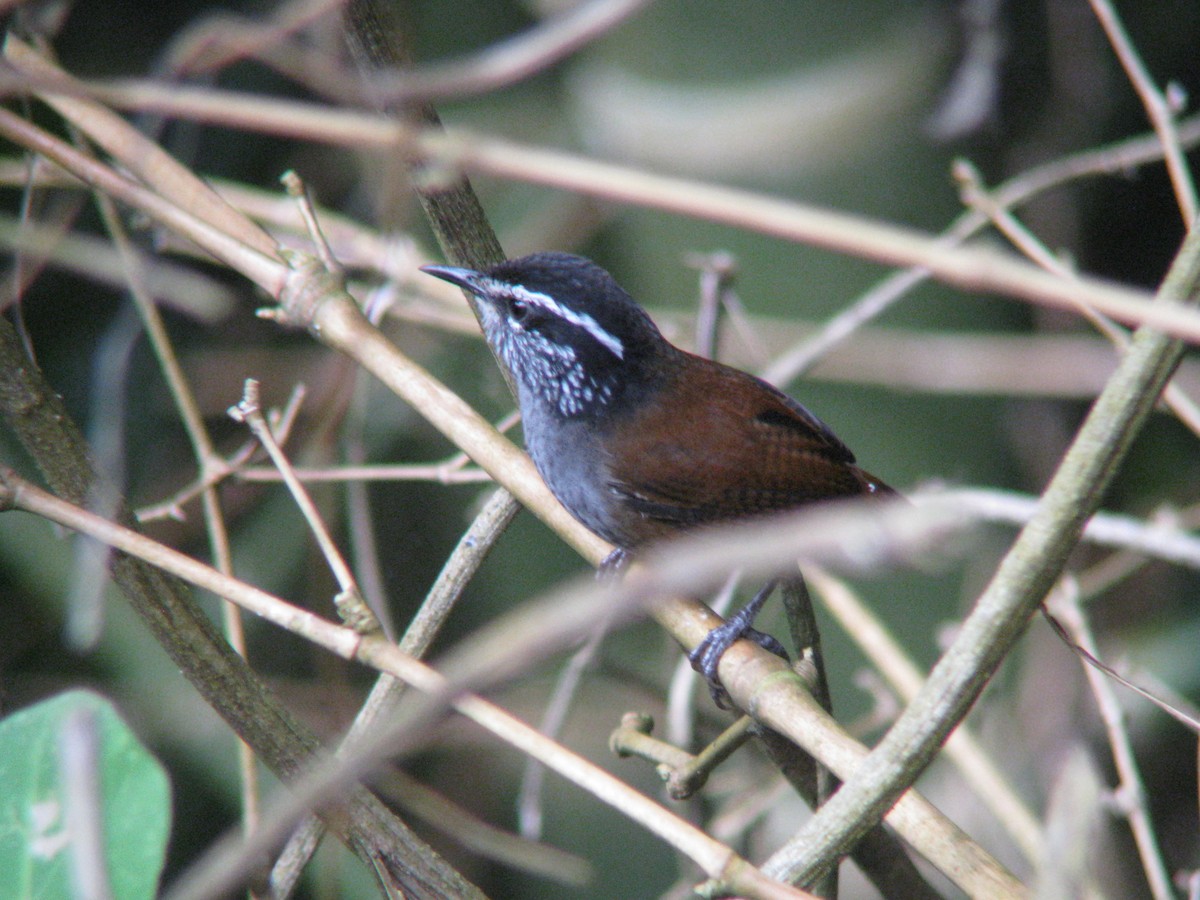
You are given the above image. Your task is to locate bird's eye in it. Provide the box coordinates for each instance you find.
[509,298,534,325]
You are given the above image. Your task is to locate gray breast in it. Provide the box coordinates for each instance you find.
[520,397,623,547]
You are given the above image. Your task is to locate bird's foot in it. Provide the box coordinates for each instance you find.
[688,582,788,709]
[597,547,630,581]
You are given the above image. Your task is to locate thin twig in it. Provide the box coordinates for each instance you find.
[1041,610,1200,733]
[955,158,1200,438]
[236,460,493,485]
[269,487,521,896]
[90,183,262,834]
[610,712,756,800]
[517,624,609,841]
[762,202,1200,890]
[1045,581,1175,900]
[759,263,931,386]
[941,487,1200,570]
[374,769,593,887]
[155,0,343,82]
[135,385,306,522]
[685,250,737,360]
[0,469,813,900]
[1088,0,1198,225]
[353,0,652,104]
[47,76,1200,342]
[805,566,1042,866]
[229,378,376,632]
[281,169,341,274]
[761,111,1200,386]
[342,289,395,640]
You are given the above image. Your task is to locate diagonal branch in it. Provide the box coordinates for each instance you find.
[763,218,1200,886]
[37,75,1200,343]
[267,250,1023,897]
[0,307,483,900]
[0,468,818,900]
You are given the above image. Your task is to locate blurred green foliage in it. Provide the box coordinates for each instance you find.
[0,689,171,899]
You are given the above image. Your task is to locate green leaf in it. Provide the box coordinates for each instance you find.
[0,689,171,899]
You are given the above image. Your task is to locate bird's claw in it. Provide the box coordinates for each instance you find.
[688,614,789,709]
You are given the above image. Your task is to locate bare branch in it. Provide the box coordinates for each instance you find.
[0,468,815,900]
[1088,0,1198,224]
[1046,583,1175,900]
[58,78,1200,342]
[763,200,1200,890]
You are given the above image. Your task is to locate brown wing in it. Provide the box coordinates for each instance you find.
[604,353,891,544]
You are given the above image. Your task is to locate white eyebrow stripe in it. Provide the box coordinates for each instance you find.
[506,283,625,360]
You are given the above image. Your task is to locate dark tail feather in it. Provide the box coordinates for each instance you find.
[854,467,900,499]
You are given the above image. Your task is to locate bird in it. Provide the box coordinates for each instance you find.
[421,251,895,697]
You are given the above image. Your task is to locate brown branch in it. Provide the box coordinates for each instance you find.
[5,34,1019,894]
[47,77,1200,343]
[351,0,651,104]
[763,208,1200,889]
[0,469,817,900]
[263,267,1021,896]
[1088,0,1198,225]
[3,35,276,258]
[0,311,481,898]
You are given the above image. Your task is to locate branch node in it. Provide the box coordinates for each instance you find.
[609,710,756,801]
[266,248,347,332]
[334,588,382,635]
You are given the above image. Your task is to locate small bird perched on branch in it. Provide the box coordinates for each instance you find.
[423,251,895,696]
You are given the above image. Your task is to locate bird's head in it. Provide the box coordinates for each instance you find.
[421,252,668,419]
